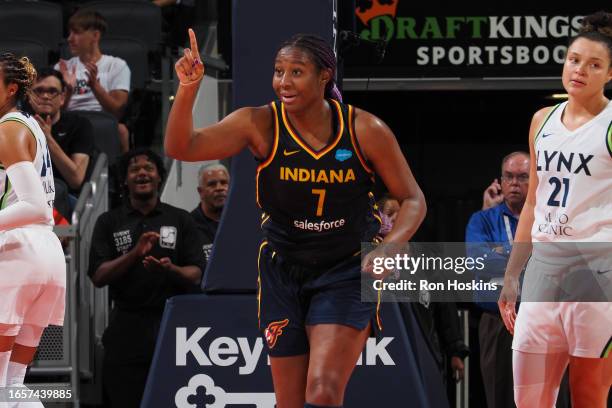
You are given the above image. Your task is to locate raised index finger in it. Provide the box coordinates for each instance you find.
[188,28,201,61]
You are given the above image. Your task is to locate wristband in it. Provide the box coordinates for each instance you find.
[179,78,202,87]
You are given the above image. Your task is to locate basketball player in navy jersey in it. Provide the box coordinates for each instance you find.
[498,11,612,408]
[165,30,426,408]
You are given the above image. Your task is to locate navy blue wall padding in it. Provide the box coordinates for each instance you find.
[201,0,335,292]
[142,296,442,407]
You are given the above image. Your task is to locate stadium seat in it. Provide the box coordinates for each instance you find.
[0,1,62,61]
[81,1,162,53]
[100,37,149,90]
[0,38,47,70]
[75,111,120,162]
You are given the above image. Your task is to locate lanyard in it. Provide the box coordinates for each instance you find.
[503,214,514,245]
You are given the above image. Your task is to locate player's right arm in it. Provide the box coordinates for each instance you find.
[164,29,269,161]
[498,106,548,332]
[0,121,48,231]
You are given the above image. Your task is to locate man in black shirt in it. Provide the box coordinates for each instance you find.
[89,148,204,407]
[28,68,95,197]
[191,162,229,263]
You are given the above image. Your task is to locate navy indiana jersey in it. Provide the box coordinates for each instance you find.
[256,99,381,266]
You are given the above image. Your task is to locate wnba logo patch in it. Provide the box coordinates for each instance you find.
[264,319,289,349]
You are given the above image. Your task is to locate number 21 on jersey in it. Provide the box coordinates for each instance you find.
[547,176,570,207]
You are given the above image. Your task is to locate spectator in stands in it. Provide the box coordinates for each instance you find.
[466,152,570,408]
[28,68,94,206]
[56,10,131,153]
[191,162,229,264]
[466,151,528,408]
[88,148,204,407]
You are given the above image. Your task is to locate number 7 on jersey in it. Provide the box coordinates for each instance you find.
[312,189,326,216]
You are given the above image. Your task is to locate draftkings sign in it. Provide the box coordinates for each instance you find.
[347,0,586,77]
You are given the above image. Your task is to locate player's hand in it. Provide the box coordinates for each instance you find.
[58,60,77,91]
[483,178,503,210]
[134,231,160,257]
[498,276,519,334]
[361,244,401,280]
[175,28,205,86]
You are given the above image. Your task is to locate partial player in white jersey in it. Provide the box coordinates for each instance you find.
[0,53,66,402]
[498,11,612,408]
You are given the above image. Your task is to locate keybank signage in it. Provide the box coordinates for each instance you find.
[352,0,584,76]
[173,327,396,407]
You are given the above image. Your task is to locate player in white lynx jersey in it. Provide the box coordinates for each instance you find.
[531,100,612,243]
[498,11,612,408]
[0,53,66,404]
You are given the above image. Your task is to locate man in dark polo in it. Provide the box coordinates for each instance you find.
[191,162,229,264]
[88,148,204,407]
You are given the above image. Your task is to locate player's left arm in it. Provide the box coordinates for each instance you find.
[354,108,427,243]
[0,122,48,230]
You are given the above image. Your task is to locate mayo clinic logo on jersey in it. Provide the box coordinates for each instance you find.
[173,326,396,407]
[160,226,177,249]
[538,212,574,237]
[335,149,353,162]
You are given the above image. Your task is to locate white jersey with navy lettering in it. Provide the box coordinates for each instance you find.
[0,110,55,227]
[532,101,612,242]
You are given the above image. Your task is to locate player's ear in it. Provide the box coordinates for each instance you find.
[7,83,18,97]
[320,68,331,85]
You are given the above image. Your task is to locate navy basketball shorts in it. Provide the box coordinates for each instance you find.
[257,241,380,357]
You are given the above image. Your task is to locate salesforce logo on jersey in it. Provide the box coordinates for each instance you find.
[335,148,353,162]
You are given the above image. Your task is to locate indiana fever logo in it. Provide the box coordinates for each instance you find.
[264,319,289,349]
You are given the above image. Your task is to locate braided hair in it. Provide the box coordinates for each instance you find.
[277,34,342,102]
[0,52,37,105]
[570,11,612,65]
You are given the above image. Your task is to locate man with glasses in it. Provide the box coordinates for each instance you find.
[28,67,94,213]
[466,151,529,408]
